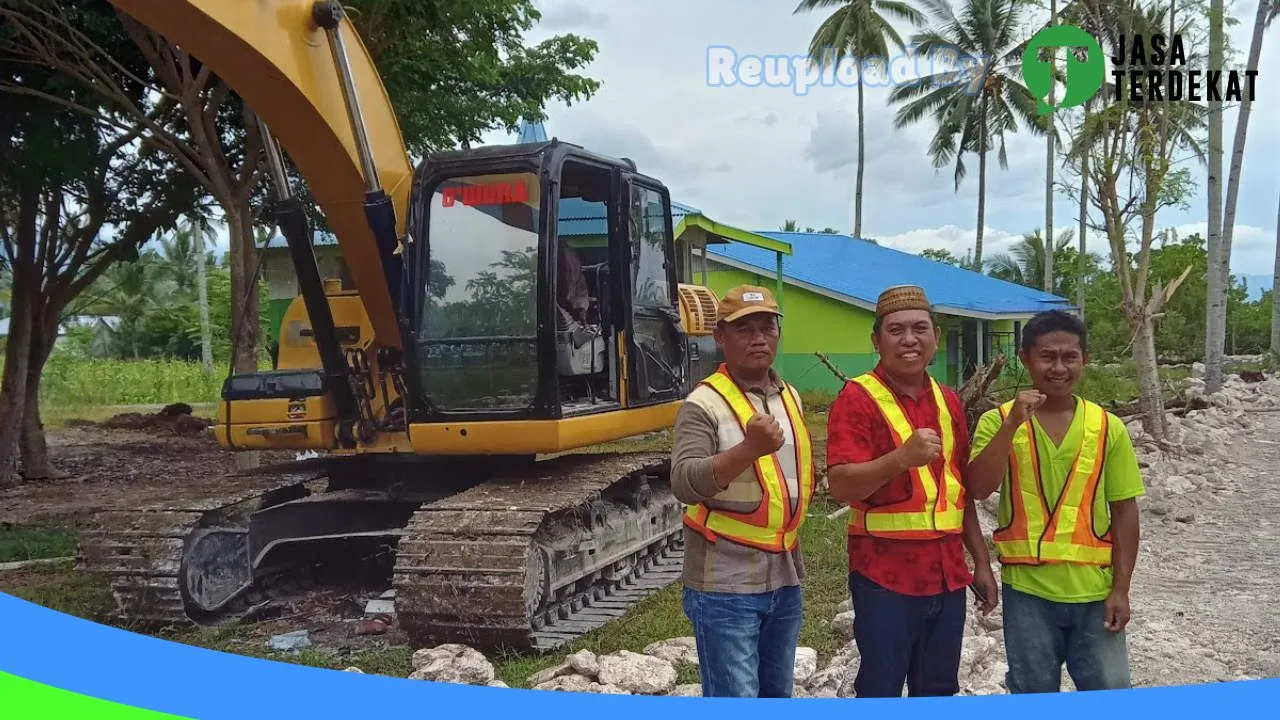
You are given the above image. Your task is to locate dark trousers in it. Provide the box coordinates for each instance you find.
[1002,584,1131,693]
[848,571,966,697]
[682,585,803,698]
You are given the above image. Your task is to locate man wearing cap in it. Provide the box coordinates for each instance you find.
[671,284,816,698]
[825,284,997,698]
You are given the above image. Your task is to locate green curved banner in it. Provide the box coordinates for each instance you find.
[0,671,191,719]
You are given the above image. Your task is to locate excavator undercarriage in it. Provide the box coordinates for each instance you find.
[80,449,687,651]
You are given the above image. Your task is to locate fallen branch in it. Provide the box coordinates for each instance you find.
[957,354,1008,431]
[814,352,851,384]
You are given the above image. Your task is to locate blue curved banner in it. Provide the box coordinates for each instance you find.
[0,591,1274,717]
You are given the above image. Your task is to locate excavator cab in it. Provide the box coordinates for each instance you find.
[402,140,691,424]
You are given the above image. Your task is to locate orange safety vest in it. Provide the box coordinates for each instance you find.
[683,365,815,553]
[992,397,1113,566]
[847,372,966,540]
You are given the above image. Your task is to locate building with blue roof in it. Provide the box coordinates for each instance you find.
[700,231,1074,391]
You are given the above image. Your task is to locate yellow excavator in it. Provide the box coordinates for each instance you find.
[78,0,724,651]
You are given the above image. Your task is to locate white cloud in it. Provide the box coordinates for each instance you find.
[535,1,609,30]
[873,225,1024,260]
[187,0,1280,298]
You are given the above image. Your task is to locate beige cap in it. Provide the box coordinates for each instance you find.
[717,284,783,323]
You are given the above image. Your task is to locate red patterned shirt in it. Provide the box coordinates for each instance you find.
[826,365,974,597]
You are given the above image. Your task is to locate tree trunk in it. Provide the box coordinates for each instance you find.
[1132,312,1167,440]
[226,204,260,375]
[1271,192,1280,354]
[0,192,39,486]
[0,296,34,486]
[196,217,213,374]
[974,96,988,269]
[1045,0,1057,294]
[1205,0,1225,392]
[855,73,864,238]
[19,313,60,481]
[224,202,262,472]
[1221,0,1269,356]
[1077,139,1088,317]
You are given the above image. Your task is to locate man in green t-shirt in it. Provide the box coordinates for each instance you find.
[967,310,1144,693]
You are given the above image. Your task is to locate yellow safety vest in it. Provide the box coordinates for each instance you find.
[847,372,966,539]
[992,397,1113,566]
[683,365,815,553]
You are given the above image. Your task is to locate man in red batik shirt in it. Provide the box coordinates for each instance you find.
[825,284,998,698]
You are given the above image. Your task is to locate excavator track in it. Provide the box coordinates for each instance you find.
[77,475,321,629]
[392,450,686,652]
[78,451,689,651]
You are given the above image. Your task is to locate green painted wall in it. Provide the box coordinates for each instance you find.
[702,267,953,395]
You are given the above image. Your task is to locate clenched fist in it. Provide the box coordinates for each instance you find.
[1004,389,1046,428]
[900,428,942,467]
[743,413,785,458]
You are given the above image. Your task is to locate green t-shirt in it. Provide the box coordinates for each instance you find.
[969,397,1146,603]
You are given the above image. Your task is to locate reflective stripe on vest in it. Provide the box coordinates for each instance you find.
[847,373,966,540]
[683,365,815,553]
[992,397,1113,566]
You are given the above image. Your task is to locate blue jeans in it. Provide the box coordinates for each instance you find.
[847,571,966,697]
[1002,584,1132,693]
[682,585,803,697]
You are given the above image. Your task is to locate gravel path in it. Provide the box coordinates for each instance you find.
[1126,408,1280,687]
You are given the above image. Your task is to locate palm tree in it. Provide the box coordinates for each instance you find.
[886,0,1051,269]
[985,228,1073,295]
[1043,0,1060,295]
[94,251,177,359]
[794,0,925,239]
[1213,0,1277,386]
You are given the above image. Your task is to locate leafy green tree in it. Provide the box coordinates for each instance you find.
[347,0,601,156]
[919,248,966,266]
[0,0,199,483]
[1068,0,1207,441]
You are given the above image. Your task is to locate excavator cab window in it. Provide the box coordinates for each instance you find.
[553,160,684,415]
[407,148,686,421]
[416,171,541,413]
[555,159,618,415]
[624,180,685,406]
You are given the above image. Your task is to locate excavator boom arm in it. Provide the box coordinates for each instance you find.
[107,0,413,348]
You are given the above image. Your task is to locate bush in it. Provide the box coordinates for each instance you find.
[36,356,228,406]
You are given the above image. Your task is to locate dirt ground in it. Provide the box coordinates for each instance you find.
[0,417,301,532]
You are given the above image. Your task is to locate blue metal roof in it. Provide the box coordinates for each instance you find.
[556,197,700,238]
[517,118,548,143]
[708,231,1073,317]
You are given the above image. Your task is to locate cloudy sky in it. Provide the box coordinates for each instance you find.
[463,0,1280,291]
